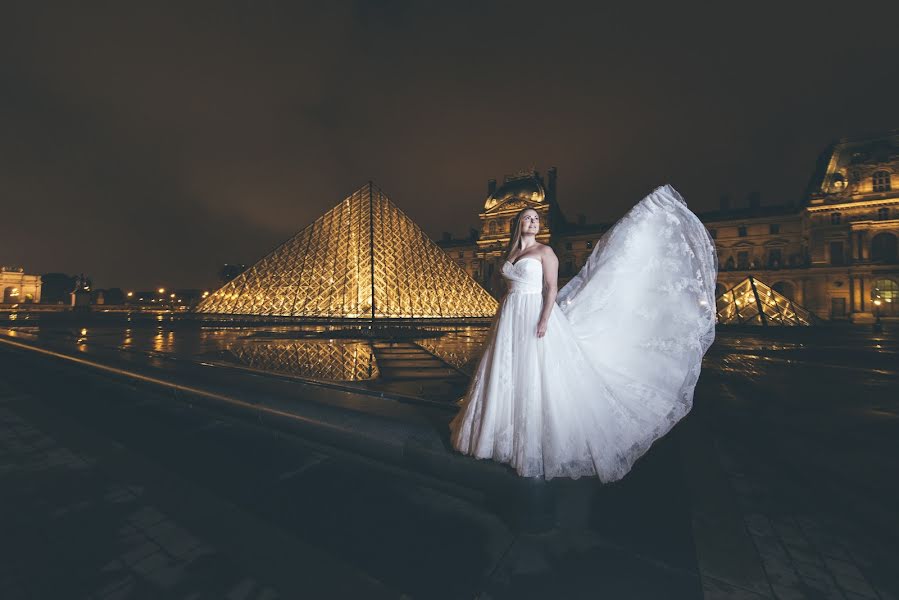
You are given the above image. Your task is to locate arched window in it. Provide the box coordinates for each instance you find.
[871,279,899,316]
[872,171,892,193]
[871,233,898,263]
[772,281,795,301]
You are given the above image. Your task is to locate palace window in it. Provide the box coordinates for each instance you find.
[872,171,892,193]
[871,279,899,317]
[871,233,898,263]
[829,241,845,266]
[878,207,890,221]
[769,224,780,234]
[767,249,782,269]
[738,226,747,237]
[489,221,498,234]
[737,251,750,270]
[831,212,841,225]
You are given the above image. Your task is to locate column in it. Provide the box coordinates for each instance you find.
[859,277,865,312]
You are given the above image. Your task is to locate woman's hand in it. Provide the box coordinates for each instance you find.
[536,319,548,338]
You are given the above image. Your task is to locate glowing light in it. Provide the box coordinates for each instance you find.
[127,291,133,297]
[80,328,88,335]
[158,288,166,294]
[170,293,176,298]
[195,184,496,318]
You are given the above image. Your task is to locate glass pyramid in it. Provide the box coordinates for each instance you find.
[196,183,498,319]
[716,277,814,326]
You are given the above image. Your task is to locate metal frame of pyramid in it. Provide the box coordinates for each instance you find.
[195,183,498,320]
[716,276,815,326]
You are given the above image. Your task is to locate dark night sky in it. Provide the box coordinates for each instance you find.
[2,2,898,290]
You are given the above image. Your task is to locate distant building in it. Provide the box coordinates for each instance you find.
[0,266,42,304]
[438,131,899,321]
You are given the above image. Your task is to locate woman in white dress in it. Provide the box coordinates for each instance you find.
[449,185,718,482]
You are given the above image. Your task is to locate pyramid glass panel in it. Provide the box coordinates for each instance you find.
[196,183,497,319]
[716,277,814,325]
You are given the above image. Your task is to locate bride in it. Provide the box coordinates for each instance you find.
[449,185,718,482]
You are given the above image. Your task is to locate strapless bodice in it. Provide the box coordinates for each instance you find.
[502,257,542,294]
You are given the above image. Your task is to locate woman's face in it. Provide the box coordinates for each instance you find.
[520,210,540,235]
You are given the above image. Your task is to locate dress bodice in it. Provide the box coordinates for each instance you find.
[502,257,543,294]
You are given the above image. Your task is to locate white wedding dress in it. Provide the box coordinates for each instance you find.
[449,185,718,482]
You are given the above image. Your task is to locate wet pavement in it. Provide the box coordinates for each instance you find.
[0,312,897,599]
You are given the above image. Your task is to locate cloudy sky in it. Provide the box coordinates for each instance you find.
[2,2,898,290]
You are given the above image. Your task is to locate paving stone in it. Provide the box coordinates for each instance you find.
[703,576,773,599]
[121,541,159,566]
[771,583,806,600]
[786,545,823,566]
[132,551,170,576]
[745,514,775,537]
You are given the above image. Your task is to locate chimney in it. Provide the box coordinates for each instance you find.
[747,191,761,211]
[719,194,731,211]
[487,179,497,195]
[547,167,558,201]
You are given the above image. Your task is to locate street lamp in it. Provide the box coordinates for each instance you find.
[873,298,883,331]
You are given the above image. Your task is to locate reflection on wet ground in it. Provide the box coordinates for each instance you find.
[230,340,379,381]
[2,312,895,402]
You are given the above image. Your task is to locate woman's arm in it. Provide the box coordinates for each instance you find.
[537,248,559,338]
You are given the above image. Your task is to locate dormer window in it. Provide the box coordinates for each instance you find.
[873,171,892,193]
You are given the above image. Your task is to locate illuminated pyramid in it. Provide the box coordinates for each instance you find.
[716,277,814,326]
[196,183,497,319]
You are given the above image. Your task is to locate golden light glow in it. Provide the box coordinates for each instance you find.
[158,288,166,294]
[80,328,88,335]
[127,291,133,297]
[229,340,379,381]
[716,277,813,326]
[196,184,497,319]
[170,293,176,298]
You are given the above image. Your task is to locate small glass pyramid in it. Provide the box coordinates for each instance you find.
[716,277,814,325]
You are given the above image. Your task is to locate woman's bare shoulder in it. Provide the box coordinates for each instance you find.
[537,243,557,259]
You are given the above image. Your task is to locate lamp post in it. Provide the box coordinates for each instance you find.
[873,298,882,332]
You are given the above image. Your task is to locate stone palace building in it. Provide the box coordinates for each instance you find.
[437,130,899,322]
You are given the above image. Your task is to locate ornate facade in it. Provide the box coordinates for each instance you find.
[1,266,42,304]
[439,131,899,322]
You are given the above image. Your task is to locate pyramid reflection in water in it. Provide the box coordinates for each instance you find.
[229,340,379,381]
[716,277,814,326]
[196,183,497,319]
